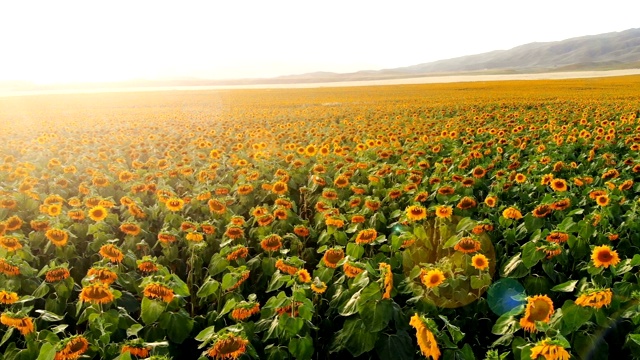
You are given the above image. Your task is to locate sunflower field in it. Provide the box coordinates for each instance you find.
[1,76,640,360]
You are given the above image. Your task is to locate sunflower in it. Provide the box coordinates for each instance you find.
[471,166,486,179]
[99,244,124,263]
[273,207,288,220]
[186,232,204,242]
[271,181,288,195]
[546,232,569,243]
[515,173,527,183]
[322,189,338,201]
[575,288,613,309]
[502,207,523,220]
[471,254,489,271]
[143,283,175,303]
[68,209,85,221]
[260,234,282,252]
[409,314,441,360]
[551,199,571,211]
[0,236,22,252]
[165,198,184,212]
[531,204,552,218]
[201,224,216,235]
[456,196,477,210]
[230,301,260,321]
[297,269,311,283]
[0,290,19,304]
[325,217,345,228]
[204,199,225,215]
[595,195,610,207]
[0,312,34,335]
[88,205,109,222]
[437,186,455,196]
[549,179,568,192]
[4,216,22,231]
[87,267,118,285]
[257,214,275,227]
[591,245,620,268]
[406,205,427,221]
[275,259,299,275]
[421,269,445,288]
[206,333,249,360]
[334,175,350,188]
[45,266,71,283]
[529,338,571,360]
[157,232,177,244]
[226,246,249,262]
[454,237,481,254]
[120,223,141,236]
[435,205,453,219]
[30,219,50,232]
[379,262,393,299]
[484,196,497,207]
[227,270,250,291]
[343,261,365,278]
[79,283,115,305]
[540,173,554,185]
[55,335,89,360]
[225,226,245,240]
[322,248,344,268]
[364,199,381,211]
[519,295,554,332]
[619,179,634,191]
[0,258,20,276]
[230,216,245,226]
[354,228,377,244]
[414,191,429,202]
[137,260,159,273]
[311,280,327,294]
[121,342,151,358]
[293,225,310,237]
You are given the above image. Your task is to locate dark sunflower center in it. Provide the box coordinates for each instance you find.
[597,251,612,262]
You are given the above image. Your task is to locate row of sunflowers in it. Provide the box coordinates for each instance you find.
[1,77,640,359]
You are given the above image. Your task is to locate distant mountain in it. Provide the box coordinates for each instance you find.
[275,28,640,82]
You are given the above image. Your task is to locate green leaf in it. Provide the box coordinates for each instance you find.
[216,299,237,320]
[375,330,414,360]
[162,310,194,344]
[521,242,545,269]
[170,274,190,296]
[36,342,56,360]
[289,335,314,360]
[32,282,50,299]
[0,327,14,348]
[35,310,64,322]
[195,325,217,343]
[330,317,378,357]
[491,314,519,335]
[442,235,459,248]
[456,217,476,233]
[439,315,465,343]
[359,300,393,332]
[141,297,166,325]
[631,254,640,267]
[560,300,592,334]
[339,289,362,316]
[551,280,578,292]
[126,324,143,338]
[500,253,528,278]
[197,278,220,298]
[346,243,364,259]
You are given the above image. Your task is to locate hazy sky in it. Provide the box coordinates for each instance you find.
[1,1,638,84]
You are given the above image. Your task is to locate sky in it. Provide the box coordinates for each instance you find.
[0,1,638,84]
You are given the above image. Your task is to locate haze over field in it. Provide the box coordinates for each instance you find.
[1,0,639,88]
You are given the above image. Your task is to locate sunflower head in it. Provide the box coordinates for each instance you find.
[591,245,620,268]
